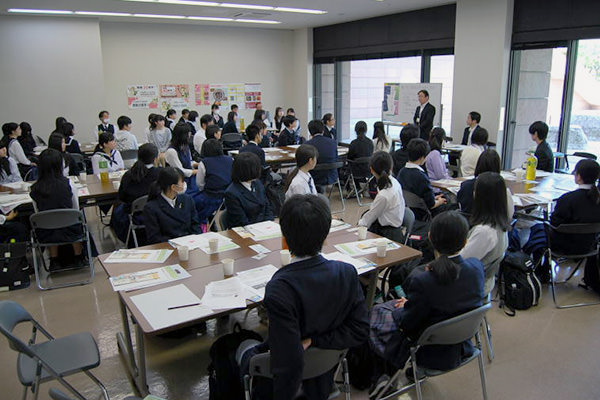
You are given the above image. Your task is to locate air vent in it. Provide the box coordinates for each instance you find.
[231,11,272,18]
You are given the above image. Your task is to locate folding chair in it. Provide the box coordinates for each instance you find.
[312,161,345,213]
[542,222,600,308]
[124,196,148,248]
[120,149,138,169]
[557,152,598,174]
[207,200,226,232]
[0,301,109,400]
[402,190,432,223]
[345,156,372,206]
[243,348,351,400]
[29,209,94,290]
[35,136,47,146]
[375,303,491,400]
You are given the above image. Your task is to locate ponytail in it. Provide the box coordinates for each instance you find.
[574,159,600,205]
[427,211,470,286]
[284,144,319,193]
[284,167,301,193]
[427,255,461,285]
[588,185,600,205]
[376,169,391,191]
[370,151,393,191]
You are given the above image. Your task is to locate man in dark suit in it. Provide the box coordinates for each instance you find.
[413,90,436,140]
[306,119,338,189]
[461,111,482,145]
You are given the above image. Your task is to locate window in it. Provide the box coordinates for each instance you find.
[430,55,454,134]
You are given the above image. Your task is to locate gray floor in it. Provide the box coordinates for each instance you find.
[2,195,600,400]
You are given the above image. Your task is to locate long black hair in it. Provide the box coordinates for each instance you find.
[471,172,509,231]
[130,143,158,184]
[474,149,501,176]
[94,132,114,153]
[31,149,66,198]
[60,122,75,138]
[1,122,18,148]
[372,121,388,148]
[48,132,65,153]
[355,121,367,138]
[370,151,393,190]
[0,142,11,177]
[170,123,191,151]
[427,211,470,285]
[284,144,318,193]
[429,127,446,152]
[575,159,600,205]
[148,167,184,200]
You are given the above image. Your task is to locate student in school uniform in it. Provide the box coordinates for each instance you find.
[178,109,190,124]
[147,114,172,154]
[286,108,301,136]
[164,123,198,195]
[369,211,484,394]
[391,124,419,176]
[238,194,369,400]
[48,133,80,176]
[373,121,392,152]
[143,167,201,244]
[347,121,374,179]
[165,109,177,131]
[17,122,37,157]
[114,116,138,151]
[60,122,82,154]
[239,124,266,166]
[211,104,224,129]
[187,111,199,135]
[278,115,301,146]
[529,121,554,173]
[254,120,272,148]
[273,107,284,132]
[358,151,406,241]
[0,141,22,184]
[460,172,510,294]
[97,110,115,135]
[222,111,239,134]
[322,113,337,141]
[193,114,214,156]
[110,143,160,246]
[30,149,87,269]
[1,122,36,179]
[460,127,489,177]
[284,144,318,200]
[200,125,222,158]
[194,139,233,224]
[143,113,155,143]
[91,132,125,175]
[253,109,268,128]
[425,127,450,181]
[224,152,273,228]
[305,119,338,189]
[396,138,447,221]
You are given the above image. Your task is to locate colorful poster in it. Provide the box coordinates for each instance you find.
[244,83,262,109]
[159,84,190,112]
[227,83,245,107]
[382,83,400,120]
[127,85,159,109]
[195,84,210,106]
[209,84,228,105]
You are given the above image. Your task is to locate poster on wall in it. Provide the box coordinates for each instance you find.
[209,84,229,106]
[244,83,262,109]
[127,85,159,109]
[382,83,400,120]
[195,84,210,106]
[159,84,190,112]
[227,83,245,106]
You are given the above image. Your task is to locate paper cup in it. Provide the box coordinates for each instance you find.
[280,250,291,266]
[79,172,87,183]
[177,246,189,261]
[112,181,120,190]
[515,169,525,181]
[222,258,235,276]
[358,226,368,240]
[209,238,219,253]
[376,240,388,258]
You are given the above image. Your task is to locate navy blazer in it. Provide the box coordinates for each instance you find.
[461,125,481,146]
[224,181,274,228]
[457,178,476,214]
[306,134,339,185]
[324,126,337,141]
[222,121,238,134]
[391,256,484,370]
[264,255,369,400]
[277,128,298,147]
[143,193,201,244]
[397,166,435,221]
[535,140,554,173]
[239,142,266,166]
[413,103,436,140]
[550,188,600,254]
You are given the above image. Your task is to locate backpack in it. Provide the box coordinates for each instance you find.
[0,242,30,291]
[208,324,263,400]
[498,251,541,316]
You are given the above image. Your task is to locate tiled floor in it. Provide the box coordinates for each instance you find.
[2,195,600,400]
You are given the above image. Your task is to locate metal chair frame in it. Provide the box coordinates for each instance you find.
[312,161,346,213]
[124,196,148,248]
[344,157,372,207]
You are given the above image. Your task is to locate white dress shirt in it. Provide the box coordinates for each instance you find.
[193,127,207,155]
[91,150,124,175]
[164,148,194,178]
[460,144,485,177]
[285,170,316,200]
[0,157,23,184]
[161,192,177,208]
[196,161,207,191]
[358,177,406,228]
[8,139,31,165]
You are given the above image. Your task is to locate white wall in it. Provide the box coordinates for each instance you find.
[0,16,105,142]
[100,22,295,142]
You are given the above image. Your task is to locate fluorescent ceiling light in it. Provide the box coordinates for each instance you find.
[154,0,220,5]
[119,0,326,14]
[234,18,280,24]
[75,11,133,16]
[188,16,233,21]
[220,3,273,10]
[133,13,186,18]
[8,8,73,14]
[274,7,326,14]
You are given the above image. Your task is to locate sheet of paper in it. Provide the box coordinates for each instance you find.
[130,284,211,330]
[78,187,90,196]
[334,239,400,257]
[534,170,552,178]
[0,194,32,214]
[262,147,281,152]
[1,182,31,190]
[286,144,301,149]
[249,244,271,254]
[323,252,377,274]
[330,219,352,233]
[236,264,279,298]
[244,221,282,241]
[169,232,237,252]
[432,178,461,187]
[201,277,248,310]
[513,193,551,205]
[104,249,173,264]
[511,195,523,207]
[109,264,190,291]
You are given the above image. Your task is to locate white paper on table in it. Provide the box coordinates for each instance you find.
[130,284,211,330]
[201,277,248,310]
[534,171,552,178]
[330,219,352,233]
[109,264,190,291]
[432,179,461,187]
[262,147,281,152]
[104,249,174,264]
[0,194,32,214]
[513,193,551,205]
[249,244,271,254]
[236,264,279,298]
[446,186,460,195]
[78,187,90,196]
[286,144,301,149]
[323,252,377,274]
[1,182,31,190]
[511,195,523,207]
[334,239,400,257]
[500,171,516,181]
[244,221,282,240]
[168,232,236,252]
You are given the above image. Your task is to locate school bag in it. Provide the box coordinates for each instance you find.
[208,324,263,400]
[0,242,30,291]
[498,250,541,316]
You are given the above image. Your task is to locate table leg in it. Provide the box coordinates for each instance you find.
[117,298,138,378]
[365,271,379,309]
[135,323,149,396]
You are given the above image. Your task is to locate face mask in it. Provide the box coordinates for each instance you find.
[176,182,187,195]
[214,109,220,115]
[103,118,110,124]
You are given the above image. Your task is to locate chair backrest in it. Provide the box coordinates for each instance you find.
[572,152,597,160]
[347,156,371,166]
[402,190,431,219]
[69,153,85,169]
[121,149,138,160]
[30,209,85,231]
[130,195,149,215]
[35,135,47,146]
[249,348,346,380]
[402,207,415,243]
[551,222,600,235]
[219,210,229,231]
[313,161,345,171]
[417,303,491,346]
[0,301,35,355]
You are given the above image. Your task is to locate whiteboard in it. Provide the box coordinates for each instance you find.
[382,83,442,126]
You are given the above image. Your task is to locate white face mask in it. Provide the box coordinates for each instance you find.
[176,182,187,195]
[103,118,110,124]
[214,109,220,115]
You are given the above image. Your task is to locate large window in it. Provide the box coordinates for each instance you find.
[430,55,454,133]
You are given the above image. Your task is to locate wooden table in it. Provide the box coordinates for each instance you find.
[98,227,421,396]
[229,145,349,166]
[80,142,97,155]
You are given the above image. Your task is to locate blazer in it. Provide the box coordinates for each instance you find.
[264,255,369,400]
[222,121,238,134]
[277,128,299,147]
[535,140,554,173]
[143,193,200,244]
[392,149,409,177]
[461,125,481,146]
[224,181,274,228]
[550,188,600,254]
[306,134,338,185]
[413,103,436,140]
[391,256,484,370]
[348,136,374,178]
[324,126,337,141]
[239,142,266,166]
[118,167,160,212]
[397,165,435,221]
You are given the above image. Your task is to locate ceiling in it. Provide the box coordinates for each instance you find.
[0,0,454,29]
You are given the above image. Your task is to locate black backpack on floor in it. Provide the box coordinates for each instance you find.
[498,251,542,316]
[0,242,30,291]
[208,324,263,400]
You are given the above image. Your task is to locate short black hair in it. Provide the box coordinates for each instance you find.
[308,119,324,136]
[282,115,297,128]
[98,111,109,119]
[205,124,220,140]
[474,149,501,176]
[166,109,176,118]
[232,152,261,183]
[231,104,238,111]
[245,124,260,142]
[227,111,236,122]
[418,90,429,98]
[200,114,213,128]
[211,103,219,111]
[286,108,295,114]
[117,115,132,130]
[2,122,18,137]
[181,109,190,116]
[280,194,331,257]
[354,120,367,137]
[189,111,199,122]
[471,127,489,146]
[400,124,419,149]
[469,111,481,123]
[322,113,333,124]
[202,138,224,157]
[529,121,549,141]
[407,138,430,162]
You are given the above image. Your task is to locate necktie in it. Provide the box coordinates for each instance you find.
[308,177,314,194]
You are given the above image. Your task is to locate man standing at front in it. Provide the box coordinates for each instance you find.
[413,90,436,140]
